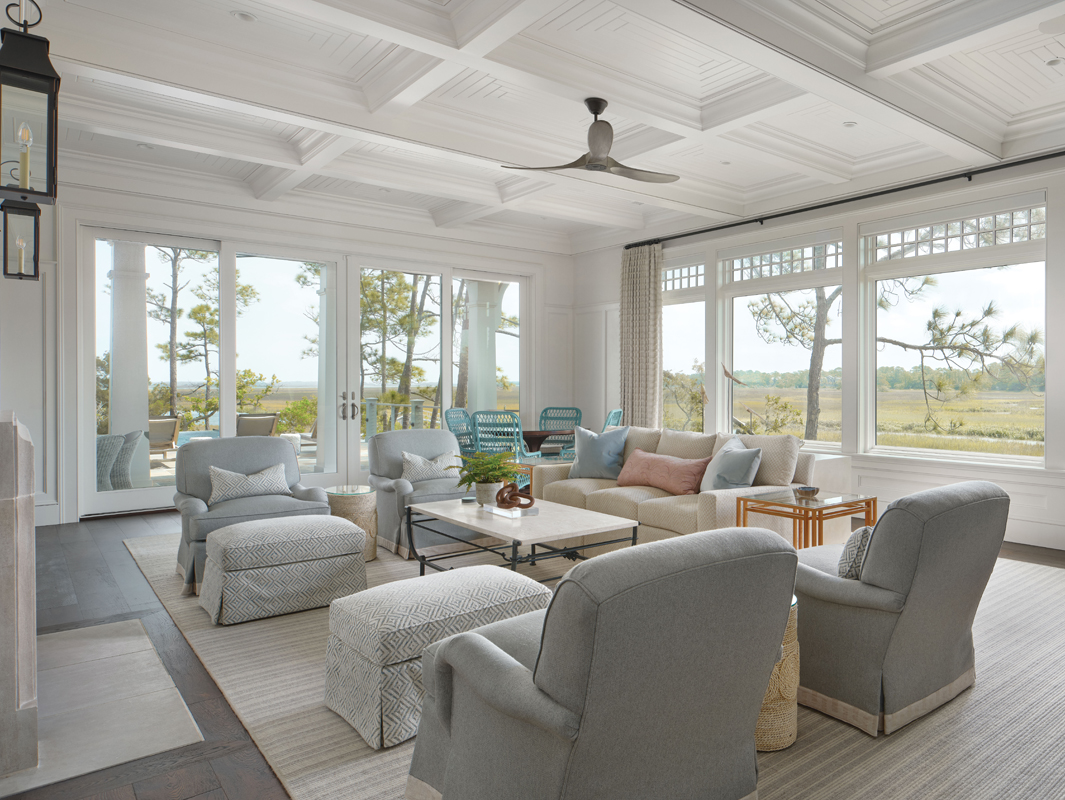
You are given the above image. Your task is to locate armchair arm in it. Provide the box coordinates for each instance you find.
[368,474,414,497]
[173,492,208,517]
[291,483,327,503]
[434,632,580,742]
[697,484,794,530]
[796,563,906,613]
[531,463,573,500]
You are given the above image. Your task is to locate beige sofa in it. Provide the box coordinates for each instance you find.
[532,427,815,545]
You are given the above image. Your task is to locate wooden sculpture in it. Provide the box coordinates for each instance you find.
[496,483,534,510]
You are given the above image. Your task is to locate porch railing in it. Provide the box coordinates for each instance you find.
[363,398,442,437]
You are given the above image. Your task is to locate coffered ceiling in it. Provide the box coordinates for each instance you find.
[38,0,1065,251]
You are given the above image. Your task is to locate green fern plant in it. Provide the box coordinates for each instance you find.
[447,451,521,490]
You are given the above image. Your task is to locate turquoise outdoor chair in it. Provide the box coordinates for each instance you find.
[539,407,581,450]
[603,408,623,430]
[471,410,537,489]
[444,408,477,456]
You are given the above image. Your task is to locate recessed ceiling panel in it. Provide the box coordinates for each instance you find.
[297,175,444,209]
[804,0,960,35]
[519,0,766,103]
[753,100,922,160]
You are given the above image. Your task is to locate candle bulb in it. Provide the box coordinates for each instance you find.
[16,236,25,274]
[17,123,32,190]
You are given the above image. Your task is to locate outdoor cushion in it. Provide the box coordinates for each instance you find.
[401,451,460,483]
[543,478,618,509]
[188,494,330,541]
[206,516,364,571]
[656,428,717,460]
[569,425,629,479]
[700,438,762,491]
[208,462,291,505]
[637,494,700,535]
[838,525,874,579]
[617,448,712,495]
[715,433,801,487]
[587,485,670,520]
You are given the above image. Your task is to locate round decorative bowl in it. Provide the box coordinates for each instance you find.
[794,486,819,499]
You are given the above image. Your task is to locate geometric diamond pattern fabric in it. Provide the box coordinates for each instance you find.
[401,450,461,483]
[206,516,365,571]
[837,525,874,579]
[208,462,292,506]
[198,517,368,625]
[325,565,552,749]
[329,565,553,665]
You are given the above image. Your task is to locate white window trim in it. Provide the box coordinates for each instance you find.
[858,190,1046,237]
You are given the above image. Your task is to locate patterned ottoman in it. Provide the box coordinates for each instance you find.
[325,565,552,749]
[199,516,367,625]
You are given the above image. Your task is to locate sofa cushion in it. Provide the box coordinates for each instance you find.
[656,429,717,460]
[569,425,628,479]
[608,425,662,464]
[715,433,801,487]
[587,485,670,520]
[208,463,292,505]
[406,477,468,505]
[188,494,330,541]
[637,494,700,535]
[544,478,618,509]
[617,449,712,496]
[700,438,762,491]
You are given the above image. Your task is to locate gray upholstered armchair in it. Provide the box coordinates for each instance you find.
[406,528,798,800]
[367,429,472,557]
[173,436,329,595]
[795,480,1009,736]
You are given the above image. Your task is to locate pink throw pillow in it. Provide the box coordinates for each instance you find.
[616,448,712,496]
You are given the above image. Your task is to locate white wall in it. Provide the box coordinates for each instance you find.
[0,156,578,523]
[571,162,1065,550]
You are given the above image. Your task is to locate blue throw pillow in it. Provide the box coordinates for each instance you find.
[569,425,629,480]
[699,437,762,491]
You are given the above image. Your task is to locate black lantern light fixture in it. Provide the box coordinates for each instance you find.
[0,0,59,204]
[1,0,58,281]
[2,197,39,279]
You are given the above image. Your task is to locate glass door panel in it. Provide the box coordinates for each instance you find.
[234,254,338,475]
[86,234,220,514]
[359,267,443,472]
[451,276,520,414]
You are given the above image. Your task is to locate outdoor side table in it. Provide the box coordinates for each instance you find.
[325,485,378,562]
[737,491,877,549]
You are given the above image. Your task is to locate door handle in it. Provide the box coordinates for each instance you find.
[351,402,359,420]
[339,392,348,421]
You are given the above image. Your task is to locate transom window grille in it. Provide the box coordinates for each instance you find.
[724,242,842,283]
[868,206,1045,263]
[662,264,704,291]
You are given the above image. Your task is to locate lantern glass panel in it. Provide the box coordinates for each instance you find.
[6,208,36,276]
[1,83,48,194]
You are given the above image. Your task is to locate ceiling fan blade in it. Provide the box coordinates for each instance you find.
[588,119,613,160]
[605,158,679,183]
[502,153,589,171]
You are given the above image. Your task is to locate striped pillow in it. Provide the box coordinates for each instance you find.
[208,463,292,506]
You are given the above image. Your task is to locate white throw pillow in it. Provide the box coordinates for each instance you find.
[401,451,460,483]
[208,463,291,506]
[838,526,874,579]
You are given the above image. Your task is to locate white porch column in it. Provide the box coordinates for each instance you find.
[465,281,507,413]
[108,242,150,487]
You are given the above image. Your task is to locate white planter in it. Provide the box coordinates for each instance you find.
[475,482,504,507]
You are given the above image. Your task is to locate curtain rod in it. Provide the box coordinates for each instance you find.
[623,146,1065,251]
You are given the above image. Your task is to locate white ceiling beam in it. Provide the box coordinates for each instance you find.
[362,51,465,113]
[615,0,1001,163]
[432,201,500,228]
[252,132,356,201]
[452,0,563,55]
[866,0,1065,78]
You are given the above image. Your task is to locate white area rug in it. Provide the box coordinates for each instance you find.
[127,533,1065,800]
[0,618,202,797]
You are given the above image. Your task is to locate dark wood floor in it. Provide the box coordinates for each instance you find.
[13,512,1065,800]
[14,511,288,800]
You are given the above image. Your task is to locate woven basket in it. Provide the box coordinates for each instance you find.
[756,602,799,751]
[328,491,378,562]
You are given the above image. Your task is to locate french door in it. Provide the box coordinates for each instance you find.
[80,230,352,515]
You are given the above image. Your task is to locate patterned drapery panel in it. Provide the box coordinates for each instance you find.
[620,243,663,428]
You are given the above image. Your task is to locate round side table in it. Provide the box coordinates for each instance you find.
[325,485,378,562]
[756,595,799,751]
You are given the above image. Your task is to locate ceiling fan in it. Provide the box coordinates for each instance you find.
[502,98,679,183]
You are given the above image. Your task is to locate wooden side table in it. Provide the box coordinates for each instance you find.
[325,485,378,561]
[737,491,877,549]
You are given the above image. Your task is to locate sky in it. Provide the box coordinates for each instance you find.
[95,242,521,395]
[662,300,706,373]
